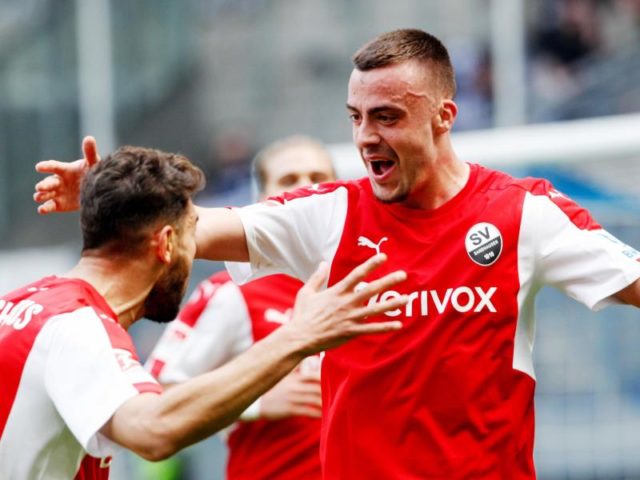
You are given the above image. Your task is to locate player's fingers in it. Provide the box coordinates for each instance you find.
[346,320,403,336]
[351,295,408,320]
[33,190,57,203]
[351,270,407,304]
[291,393,322,408]
[290,405,322,418]
[333,254,387,293]
[35,160,61,174]
[34,175,62,195]
[37,199,58,215]
[291,381,322,395]
[82,136,100,165]
[298,369,321,382]
[301,262,329,294]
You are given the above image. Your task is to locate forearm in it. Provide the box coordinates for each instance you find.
[614,278,640,307]
[103,326,305,460]
[195,206,249,261]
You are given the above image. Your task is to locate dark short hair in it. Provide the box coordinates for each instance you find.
[80,146,205,253]
[352,28,456,98]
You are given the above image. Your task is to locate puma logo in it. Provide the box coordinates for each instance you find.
[357,236,388,255]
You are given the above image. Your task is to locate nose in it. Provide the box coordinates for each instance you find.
[354,118,381,149]
[293,175,313,190]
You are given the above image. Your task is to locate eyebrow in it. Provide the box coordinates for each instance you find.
[346,103,402,114]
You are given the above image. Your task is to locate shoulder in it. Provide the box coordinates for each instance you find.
[473,164,546,193]
[238,273,303,298]
[476,164,600,230]
[266,178,367,204]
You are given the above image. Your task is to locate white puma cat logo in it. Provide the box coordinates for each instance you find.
[357,236,388,255]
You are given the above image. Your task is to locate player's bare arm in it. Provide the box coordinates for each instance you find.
[614,279,640,307]
[34,136,250,261]
[101,254,407,460]
[195,206,249,261]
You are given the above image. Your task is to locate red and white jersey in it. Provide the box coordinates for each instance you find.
[147,271,322,480]
[0,276,162,480]
[227,164,640,479]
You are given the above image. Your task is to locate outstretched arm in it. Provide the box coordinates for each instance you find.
[34,136,250,261]
[101,254,406,460]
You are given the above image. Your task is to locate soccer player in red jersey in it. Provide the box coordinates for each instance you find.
[1,146,407,480]
[146,136,336,480]
[34,29,640,479]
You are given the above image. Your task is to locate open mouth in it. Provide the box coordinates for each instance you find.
[370,160,396,177]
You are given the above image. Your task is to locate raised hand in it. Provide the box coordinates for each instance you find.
[33,136,100,214]
[287,253,407,355]
[259,366,322,420]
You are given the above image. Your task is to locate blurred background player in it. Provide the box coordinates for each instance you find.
[146,135,336,480]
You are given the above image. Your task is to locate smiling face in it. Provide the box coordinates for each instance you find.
[347,60,453,206]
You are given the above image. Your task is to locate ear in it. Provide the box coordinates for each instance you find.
[434,99,458,135]
[154,225,175,265]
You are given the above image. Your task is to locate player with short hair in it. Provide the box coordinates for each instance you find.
[146,135,336,480]
[34,29,640,479]
[2,145,408,480]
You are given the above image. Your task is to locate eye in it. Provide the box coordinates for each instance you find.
[278,174,298,187]
[348,112,361,123]
[377,114,397,124]
[311,173,330,184]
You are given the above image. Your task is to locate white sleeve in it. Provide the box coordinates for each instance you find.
[43,308,160,457]
[226,187,349,284]
[522,192,640,310]
[147,282,254,384]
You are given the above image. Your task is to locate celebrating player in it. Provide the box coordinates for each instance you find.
[1,146,407,480]
[146,136,336,480]
[34,29,640,479]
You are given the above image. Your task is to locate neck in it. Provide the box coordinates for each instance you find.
[64,252,159,330]
[403,143,470,210]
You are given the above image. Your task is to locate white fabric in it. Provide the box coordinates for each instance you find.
[0,307,156,480]
[226,188,349,284]
[149,282,253,384]
[512,192,640,379]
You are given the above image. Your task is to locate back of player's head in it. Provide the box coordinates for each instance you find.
[250,135,336,199]
[80,146,205,254]
[352,28,456,98]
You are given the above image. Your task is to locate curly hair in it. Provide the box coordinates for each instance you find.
[80,146,205,253]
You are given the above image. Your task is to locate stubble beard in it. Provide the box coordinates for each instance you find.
[143,254,191,324]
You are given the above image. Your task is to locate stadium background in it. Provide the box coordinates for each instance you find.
[1,0,639,478]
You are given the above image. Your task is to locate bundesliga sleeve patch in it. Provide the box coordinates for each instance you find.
[465,223,503,266]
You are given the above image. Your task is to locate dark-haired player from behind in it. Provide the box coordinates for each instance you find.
[1,146,407,480]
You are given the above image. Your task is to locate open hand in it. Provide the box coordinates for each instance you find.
[287,253,407,355]
[259,366,322,420]
[33,136,100,214]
